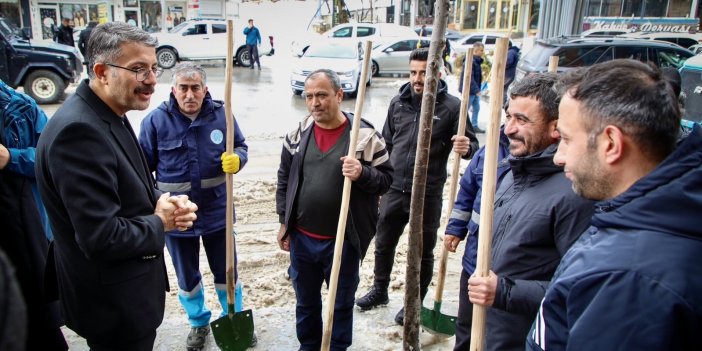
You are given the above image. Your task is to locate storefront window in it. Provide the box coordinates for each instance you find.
[602,0,623,16]
[166,2,187,30]
[0,2,20,28]
[40,7,58,40]
[643,0,666,16]
[59,4,94,29]
[141,0,162,33]
[622,0,643,16]
[529,0,540,30]
[499,2,510,29]
[463,0,479,30]
[486,0,498,29]
[511,0,519,30]
[668,0,692,17]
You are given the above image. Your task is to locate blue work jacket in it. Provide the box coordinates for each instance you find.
[139,92,248,237]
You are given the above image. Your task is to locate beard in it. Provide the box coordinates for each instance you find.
[570,152,612,201]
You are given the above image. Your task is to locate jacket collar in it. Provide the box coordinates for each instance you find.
[508,143,562,178]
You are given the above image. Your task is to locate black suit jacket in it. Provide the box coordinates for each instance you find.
[36,80,168,343]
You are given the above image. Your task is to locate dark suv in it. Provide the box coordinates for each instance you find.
[0,18,82,104]
[516,37,693,81]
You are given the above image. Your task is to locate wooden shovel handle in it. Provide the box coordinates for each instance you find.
[434,48,473,303]
[321,40,373,351]
[224,19,236,311]
[469,37,510,351]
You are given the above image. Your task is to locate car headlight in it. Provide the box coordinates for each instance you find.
[338,71,354,78]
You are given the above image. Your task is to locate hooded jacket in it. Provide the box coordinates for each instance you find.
[505,45,521,84]
[383,79,478,195]
[276,113,393,259]
[527,125,702,351]
[445,127,510,274]
[486,143,594,351]
[459,56,484,96]
[139,92,248,237]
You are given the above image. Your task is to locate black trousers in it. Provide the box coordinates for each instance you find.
[373,189,442,300]
[246,44,260,68]
[454,270,474,350]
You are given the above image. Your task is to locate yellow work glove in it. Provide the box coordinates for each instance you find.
[221,152,240,174]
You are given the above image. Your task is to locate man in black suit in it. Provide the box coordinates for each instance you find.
[36,22,198,351]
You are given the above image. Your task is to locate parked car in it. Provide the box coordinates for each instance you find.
[679,53,702,128]
[323,22,417,40]
[152,18,275,69]
[451,32,514,54]
[371,37,432,76]
[0,17,82,104]
[688,43,702,55]
[414,26,463,41]
[618,31,702,49]
[290,40,372,97]
[516,37,693,82]
[579,28,630,37]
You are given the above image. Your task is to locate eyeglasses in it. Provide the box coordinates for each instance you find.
[105,63,163,82]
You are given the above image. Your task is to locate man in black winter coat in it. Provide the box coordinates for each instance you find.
[467,73,593,351]
[355,48,479,325]
[55,18,74,47]
[78,21,97,59]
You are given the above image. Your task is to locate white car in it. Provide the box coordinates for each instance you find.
[618,31,702,49]
[324,22,417,40]
[290,41,372,97]
[152,18,274,69]
[451,32,514,54]
[371,37,432,76]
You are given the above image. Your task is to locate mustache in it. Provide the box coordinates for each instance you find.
[135,86,154,94]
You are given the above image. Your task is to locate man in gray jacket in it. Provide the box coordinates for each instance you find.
[466,73,593,351]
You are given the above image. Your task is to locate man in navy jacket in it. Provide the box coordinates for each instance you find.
[527,59,702,350]
[139,62,248,351]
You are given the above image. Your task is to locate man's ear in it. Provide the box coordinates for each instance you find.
[601,125,625,165]
[93,63,108,83]
[550,119,560,139]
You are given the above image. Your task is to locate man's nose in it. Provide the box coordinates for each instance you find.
[553,141,566,166]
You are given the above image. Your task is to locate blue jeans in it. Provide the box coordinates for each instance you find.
[469,94,480,128]
[289,229,360,351]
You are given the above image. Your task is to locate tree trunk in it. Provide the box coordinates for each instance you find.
[402,0,450,349]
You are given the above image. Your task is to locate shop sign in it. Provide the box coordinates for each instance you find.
[583,17,699,33]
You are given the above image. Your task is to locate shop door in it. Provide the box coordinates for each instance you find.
[125,9,140,28]
[39,7,58,40]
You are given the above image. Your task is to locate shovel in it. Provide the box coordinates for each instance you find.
[211,19,254,351]
[420,47,474,337]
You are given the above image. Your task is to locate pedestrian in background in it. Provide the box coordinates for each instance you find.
[356,48,478,325]
[276,69,393,350]
[55,17,74,47]
[78,21,98,68]
[36,22,197,351]
[527,59,702,351]
[459,42,485,133]
[139,62,250,351]
[503,41,521,105]
[243,18,261,70]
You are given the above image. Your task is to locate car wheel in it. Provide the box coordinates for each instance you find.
[366,74,372,87]
[236,48,251,67]
[24,70,65,104]
[372,61,379,77]
[157,48,177,69]
[292,89,302,95]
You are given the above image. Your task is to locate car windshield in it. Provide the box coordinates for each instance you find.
[169,21,189,33]
[0,20,17,39]
[522,43,557,66]
[305,44,356,59]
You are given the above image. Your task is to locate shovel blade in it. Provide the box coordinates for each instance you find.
[420,302,457,337]
[211,309,254,351]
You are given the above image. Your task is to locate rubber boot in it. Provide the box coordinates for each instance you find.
[179,282,212,328]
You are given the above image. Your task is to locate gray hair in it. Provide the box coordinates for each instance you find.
[305,69,342,91]
[171,62,207,86]
[86,22,158,80]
